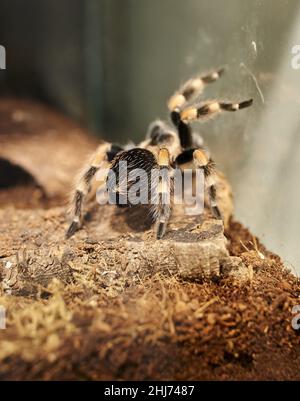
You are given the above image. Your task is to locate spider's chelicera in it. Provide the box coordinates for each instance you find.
[66,68,253,239]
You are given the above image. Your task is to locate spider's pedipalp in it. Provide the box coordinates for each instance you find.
[145,120,175,146]
[193,148,222,221]
[141,120,181,161]
[146,119,169,138]
[180,98,253,123]
[66,142,122,238]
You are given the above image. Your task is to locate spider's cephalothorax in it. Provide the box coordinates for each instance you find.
[66,68,253,239]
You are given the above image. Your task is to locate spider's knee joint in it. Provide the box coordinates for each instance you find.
[158,148,170,167]
[168,95,186,112]
[193,149,209,167]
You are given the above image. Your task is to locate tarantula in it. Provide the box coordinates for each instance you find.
[66,68,252,239]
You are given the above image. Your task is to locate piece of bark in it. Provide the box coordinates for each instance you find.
[0,201,248,298]
[1,223,244,297]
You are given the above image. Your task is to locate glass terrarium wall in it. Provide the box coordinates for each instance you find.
[0,0,299,273]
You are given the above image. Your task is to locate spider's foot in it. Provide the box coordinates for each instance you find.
[220,98,253,111]
[212,206,223,220]
[66,220,80,238]
[238,98,253,109]
[156,222,166,239]
[201,66,225,83]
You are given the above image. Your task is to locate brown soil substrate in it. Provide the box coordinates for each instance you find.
[0,186,299,380]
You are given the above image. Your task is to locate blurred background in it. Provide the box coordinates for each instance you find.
[0,0,299,273]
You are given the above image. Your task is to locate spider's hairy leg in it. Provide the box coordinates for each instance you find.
[180,98,253,123]
[167,67,225,112]
[170,112,193,150]
[168,68,225,149]
[66,143,122,238]
[193,148,222,220]
[153,148,172,239]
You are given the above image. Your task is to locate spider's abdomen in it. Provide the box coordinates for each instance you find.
[107,148,158,208]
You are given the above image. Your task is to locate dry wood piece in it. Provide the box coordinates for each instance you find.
[0,98,98,198]
[0,203,247,298]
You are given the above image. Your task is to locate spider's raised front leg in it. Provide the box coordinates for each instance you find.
[168,68,225,149]
[66,142,122,238]
[180,99,253,124]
